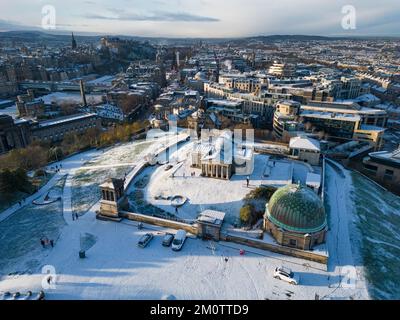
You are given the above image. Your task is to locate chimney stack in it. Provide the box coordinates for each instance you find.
[80,80,87,107]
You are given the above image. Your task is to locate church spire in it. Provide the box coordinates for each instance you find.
[71,32,77,49]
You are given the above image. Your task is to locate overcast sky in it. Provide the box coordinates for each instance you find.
[0,0,399,37]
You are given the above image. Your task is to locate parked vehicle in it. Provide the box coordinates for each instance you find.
[273,267,300,285]
[171,230,187,251]
[138,233,153,248]
[165,164,174,171]
[162,233,174,247]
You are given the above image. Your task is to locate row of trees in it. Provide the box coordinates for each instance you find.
[0,168,33,199]
[240,186,277,227]
[0,121,150,172]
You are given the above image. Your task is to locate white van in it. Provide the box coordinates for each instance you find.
[171,230,187,251]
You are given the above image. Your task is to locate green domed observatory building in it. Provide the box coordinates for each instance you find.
[264,184,327,250]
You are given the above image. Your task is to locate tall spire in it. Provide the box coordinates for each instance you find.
[71,32,77,49]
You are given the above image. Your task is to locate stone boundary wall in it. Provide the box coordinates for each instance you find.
[221,233,328,265]
[120,210,198,235]
[123,132,190,191]
[119,211,327,265]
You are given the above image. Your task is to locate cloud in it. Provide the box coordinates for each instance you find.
[85,10,220,22]
[1,0,399,37]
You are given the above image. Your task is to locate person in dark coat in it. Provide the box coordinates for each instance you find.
[50,240,54,247]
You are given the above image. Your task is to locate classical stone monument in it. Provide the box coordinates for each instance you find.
[98,178,127,221]
[191,130,254,180]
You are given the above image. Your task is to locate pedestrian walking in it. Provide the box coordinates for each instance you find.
[50,240,54,247]
[246,176,250,187]
[40,239,45,248]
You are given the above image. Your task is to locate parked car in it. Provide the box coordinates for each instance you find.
[162,233,174,247]
[171,230,187,251]
[273,266,300,285]
[138,233,153,248]
[165,164,174,171]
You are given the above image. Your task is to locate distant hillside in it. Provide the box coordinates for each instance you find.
[246,34,348,41]
[0,30,398,45]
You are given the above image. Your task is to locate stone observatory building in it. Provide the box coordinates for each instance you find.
[264,184,327,250]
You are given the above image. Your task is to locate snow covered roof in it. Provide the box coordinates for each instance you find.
[289,137,320,152]
[369,149,400,166]
[306,172,321,189]
[100,178,124,190]
[359,124,386,132]
[37,113,97,128]
[198,210,226,225]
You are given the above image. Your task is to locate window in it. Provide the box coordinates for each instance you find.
[364,164,378,173]
[385,169,394,176]
[384,169,394,181]
[289,239,297,247]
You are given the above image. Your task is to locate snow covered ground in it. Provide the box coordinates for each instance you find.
[0,133,386,300]
[348,169,400,299]
[0,209,366,300]
[143,143,313,225]
[38,92,103,105]
[323,161,369,299]
[0,176,66,276]
[0,104,18,118]
[71,140,155,216]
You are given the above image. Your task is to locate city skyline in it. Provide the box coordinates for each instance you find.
[0,0,400,38]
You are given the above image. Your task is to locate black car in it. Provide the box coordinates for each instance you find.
[138,233,153,248]
[162,233,174,247]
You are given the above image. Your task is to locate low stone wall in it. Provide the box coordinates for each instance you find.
[221,233,328,265]
[120,210,198,235]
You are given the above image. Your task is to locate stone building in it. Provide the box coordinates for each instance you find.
[264,184,327,250]
[362,148,400,194]
[16,90,45,118]
[197,210,226,241]
[273,100,302,141]
[191,130,254,180]
[30,113,100,143]
[289,136,321,166]
[0,115,30,154]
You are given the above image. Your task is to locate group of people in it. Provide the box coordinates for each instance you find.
[72,212,79,221]
[50,164,63,173]
[40,237,54,248]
